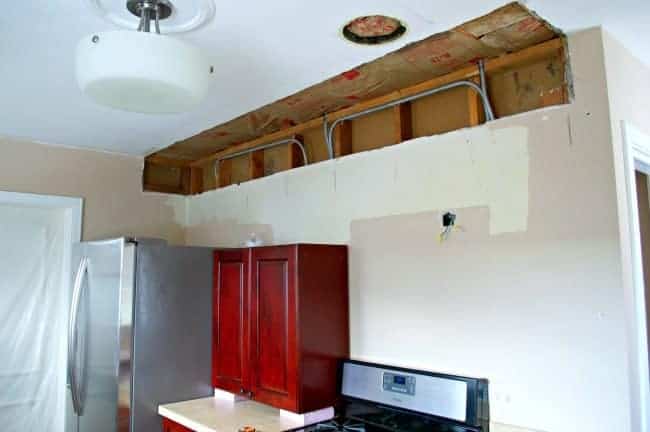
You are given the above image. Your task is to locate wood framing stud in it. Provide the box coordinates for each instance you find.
[189,167,204,195]
[334,121,353,157]
[218,159,233,187]
[180,167,192,194]
[393,103,413,143]
[288,135,305,168]
[467,76,482,127]
[179,166,204,194]
[249,150,265,179]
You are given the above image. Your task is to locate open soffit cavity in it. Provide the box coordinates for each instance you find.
[0,0,648,155]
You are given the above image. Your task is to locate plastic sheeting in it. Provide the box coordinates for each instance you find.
[0,204,66,432]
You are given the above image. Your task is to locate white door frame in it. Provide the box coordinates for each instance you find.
[0,191,83,431]
[0,191,82,238]
[621,121,650,432]
[0,192,83,282]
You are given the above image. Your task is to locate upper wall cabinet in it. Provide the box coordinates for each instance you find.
[212,249,249,396]
[212,244,349,413]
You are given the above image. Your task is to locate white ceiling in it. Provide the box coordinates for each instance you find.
[1,0,647,156]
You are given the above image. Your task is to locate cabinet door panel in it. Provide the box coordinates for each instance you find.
[249,247,298,411]
[212,250,249,394]
[258,260,288,393]
[162,417,194,432]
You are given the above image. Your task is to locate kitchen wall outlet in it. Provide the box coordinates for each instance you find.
[442,211,456,227]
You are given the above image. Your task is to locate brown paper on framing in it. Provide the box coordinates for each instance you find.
[154,2,559,161]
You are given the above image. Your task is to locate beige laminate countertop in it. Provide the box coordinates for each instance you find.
[158,397,308,432]
[159,397,542,432]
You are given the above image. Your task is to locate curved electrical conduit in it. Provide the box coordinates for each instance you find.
[213,138,309,180]
[210,62,493,181]
[324,60,495,159]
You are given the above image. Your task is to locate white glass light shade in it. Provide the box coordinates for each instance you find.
[76,31,211,114]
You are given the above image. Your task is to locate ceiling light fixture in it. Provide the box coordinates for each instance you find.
[342,15,407,45]
[76,0,213,114]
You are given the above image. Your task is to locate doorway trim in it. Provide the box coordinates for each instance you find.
[0,191,83,260]
[621,121,650,432]
[0,191,83,431]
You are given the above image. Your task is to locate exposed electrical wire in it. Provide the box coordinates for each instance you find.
[439,211,458,243]
[439,225,452,242]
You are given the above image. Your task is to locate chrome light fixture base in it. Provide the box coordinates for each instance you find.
[127,0,173,20]
[86,0,215,34]
[127,0,173,33]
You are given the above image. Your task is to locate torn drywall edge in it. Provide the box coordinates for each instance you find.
[179,123,530,246]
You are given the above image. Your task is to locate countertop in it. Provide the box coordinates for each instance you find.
[159,397,543,432]
[158,397,308,432]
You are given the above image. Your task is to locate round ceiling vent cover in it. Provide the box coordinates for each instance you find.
[342,15,406,45]
[86,0,215,33]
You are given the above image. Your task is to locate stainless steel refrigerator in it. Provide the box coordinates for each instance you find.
[66,238,213,432]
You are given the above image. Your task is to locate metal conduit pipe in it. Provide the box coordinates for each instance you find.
[478,59,489,105]
[213,138,309,180]
[325,60,495,159]
[322,114,329,156]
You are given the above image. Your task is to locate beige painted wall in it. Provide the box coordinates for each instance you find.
[0,137,183,243]
[602,30,650,432]
[0,21,638,432]
[179,28,630,432]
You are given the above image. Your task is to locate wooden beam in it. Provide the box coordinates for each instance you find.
[486,37,565,75]
[190,118,323,167]
[393,103,413,143]
[185,38,563,169]
[143,183,185,194]
[249,150,265,179]
[333,122,352,157]
[145,155,193,168]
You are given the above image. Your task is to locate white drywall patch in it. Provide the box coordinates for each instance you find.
[167,195,189,227]
[475,126,529,234]
[184,125,530,246]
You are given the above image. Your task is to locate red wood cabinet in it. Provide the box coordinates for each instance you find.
[212,244,349,413]
[212,249,249,395]
[162,417,194,432]
[248,246,299,410]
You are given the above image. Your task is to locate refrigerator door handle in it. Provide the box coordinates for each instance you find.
[68,256,88,417]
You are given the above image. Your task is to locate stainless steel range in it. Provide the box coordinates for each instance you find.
[296,360,489,432]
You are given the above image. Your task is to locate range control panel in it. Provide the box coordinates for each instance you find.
[382,371,416,396]
[342,362,470,422]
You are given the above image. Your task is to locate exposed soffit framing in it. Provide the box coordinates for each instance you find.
[151,2,560,162]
